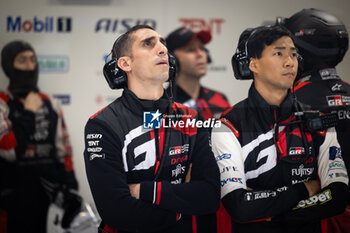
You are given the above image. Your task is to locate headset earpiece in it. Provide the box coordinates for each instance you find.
[103,58,127,89]
[231,28,257,80]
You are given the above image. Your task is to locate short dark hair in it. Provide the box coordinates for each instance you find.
[112,24,154,59]
[246,25,294,59]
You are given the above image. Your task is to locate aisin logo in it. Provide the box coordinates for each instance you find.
[143,110,162,129]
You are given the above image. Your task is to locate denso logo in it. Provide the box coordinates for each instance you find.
[171,155,188,165]
[95,18,157,33]
[179,18,225,35]
[221,177,242,187]
[7,16,72,33]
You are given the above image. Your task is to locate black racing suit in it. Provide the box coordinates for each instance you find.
[0,90,78,233]
[167,85,230,120]
[294,67,350,202]
[84,89,220,233]
[211,84,348,233]
[294,67,350,232]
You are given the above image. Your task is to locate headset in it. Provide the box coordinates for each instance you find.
[103,37,177,90]
[231,27,303,80]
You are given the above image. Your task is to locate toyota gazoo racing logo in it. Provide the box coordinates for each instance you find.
[289,147,305,155]
[326,95,350,107]
[294,189,332,209]
[169,144,189,156]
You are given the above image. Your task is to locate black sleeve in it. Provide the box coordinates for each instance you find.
[222,184,309,223]
[277,182,348,224]
[139,128,221,215]
[84,118,179,232]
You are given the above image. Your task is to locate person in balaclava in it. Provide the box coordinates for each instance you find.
[0,40,81,233]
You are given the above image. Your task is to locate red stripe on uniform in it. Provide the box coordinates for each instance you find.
[192,215,197,233]
[156,182,162,205]
[216,202,232,233]
[158,125,165,159]
[219,118,239,138]
[104,224,118,233]
[64,155,74,172]
[90,106,108,119]
[293,81,312,92]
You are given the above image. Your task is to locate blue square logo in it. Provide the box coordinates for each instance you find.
[143,110,161,129]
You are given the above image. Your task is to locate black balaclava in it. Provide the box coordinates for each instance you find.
[1,40,39,98]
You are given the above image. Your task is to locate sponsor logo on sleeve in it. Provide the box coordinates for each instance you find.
[244,190,277,201]
[221,177,243,187]
[89,153,105,161]
[294,189,332,209]
[216,153,231,161]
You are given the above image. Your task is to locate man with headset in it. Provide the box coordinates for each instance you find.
[83,25,220,233]
[278,8,350,233]
[211,25,348,233]
[165,27,230,120]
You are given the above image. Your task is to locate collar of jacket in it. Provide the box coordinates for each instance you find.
[121,88,171,116]
[247,83,295,124]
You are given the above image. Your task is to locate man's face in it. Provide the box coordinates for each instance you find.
[251,36,298,91]
[128,28,169,83]
[13,50,37,71]
[174,38,207,79]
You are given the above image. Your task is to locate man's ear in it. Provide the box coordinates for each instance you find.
[117,56,131,72]
[249,57,258,74]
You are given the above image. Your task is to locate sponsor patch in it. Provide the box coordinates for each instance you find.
[169,144,189,156]
[89,153,105,161]
[294,189,332,209]
[221,177,243,187]
[216,153,231,161]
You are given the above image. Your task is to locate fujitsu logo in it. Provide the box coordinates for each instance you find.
[291,164,314,177]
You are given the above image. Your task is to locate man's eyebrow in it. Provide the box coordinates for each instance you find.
[141,36,156,44]
[274,46,297,51]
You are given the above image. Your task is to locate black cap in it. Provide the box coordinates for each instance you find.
[166,27,212,53]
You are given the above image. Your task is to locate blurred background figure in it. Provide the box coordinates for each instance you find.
[0,40,82,233]
[278,8,350,233]
[166,27,230,120]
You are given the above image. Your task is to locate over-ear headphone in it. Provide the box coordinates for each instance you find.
[231,27,303,80]
[231,28,259,80]
[103,38,177,90]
